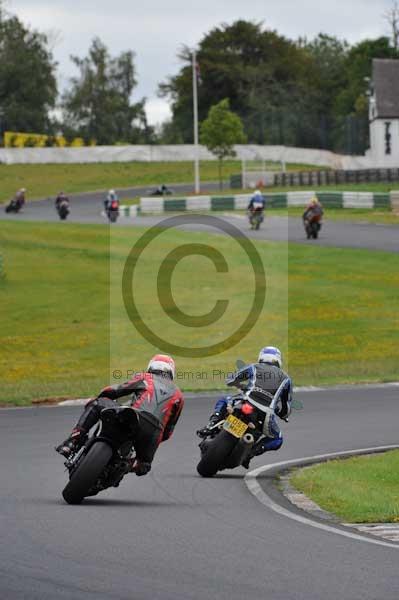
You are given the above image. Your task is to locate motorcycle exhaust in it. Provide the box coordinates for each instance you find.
[242,433,254,445]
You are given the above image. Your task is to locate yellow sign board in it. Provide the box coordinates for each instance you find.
[4,132,86,148]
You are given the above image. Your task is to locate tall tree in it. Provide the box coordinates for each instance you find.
[299,34,349,148]
[159,20,311,145]
[159,19,399,153]
[200,98,246,189]
[62,38,147,144]
[384,1,399,51]
[0,2,57,138]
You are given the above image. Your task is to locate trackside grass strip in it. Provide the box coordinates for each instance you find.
[291,450,399,523]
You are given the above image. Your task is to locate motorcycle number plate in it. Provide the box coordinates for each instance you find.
[223,415,248,438]
[253,202,263,209]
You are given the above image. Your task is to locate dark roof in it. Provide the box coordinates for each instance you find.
[373,59,399,118]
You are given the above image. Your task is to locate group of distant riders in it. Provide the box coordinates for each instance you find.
[247,189,324,237]
[4,188,121,222]
[4,186,324,235]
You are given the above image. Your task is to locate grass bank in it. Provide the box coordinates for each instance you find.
[0,160,319,203]
[291,450,399,523]
[1,221,398,405]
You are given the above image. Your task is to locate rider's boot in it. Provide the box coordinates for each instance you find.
[197,412,222,438]
[55,428,87,458]
[241,434,283,469]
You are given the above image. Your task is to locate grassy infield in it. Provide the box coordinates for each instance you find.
[0,160,320,202]
[292,451,399,523]
[1,161,399,522]
[1,221,398,405]
[0,160,397,203]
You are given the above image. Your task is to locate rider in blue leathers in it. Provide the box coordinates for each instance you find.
[198,347,293,468]
[247,189,266,212]
[247,190,266,229]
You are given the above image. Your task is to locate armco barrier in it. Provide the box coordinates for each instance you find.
[118,205,139,218]
[118,191,395,217]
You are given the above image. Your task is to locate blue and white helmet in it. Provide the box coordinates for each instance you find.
[258,346,282,368]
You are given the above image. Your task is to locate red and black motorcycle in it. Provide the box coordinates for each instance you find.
[61,406,140,504]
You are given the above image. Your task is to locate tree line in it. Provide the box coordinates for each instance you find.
[1,1,398,153]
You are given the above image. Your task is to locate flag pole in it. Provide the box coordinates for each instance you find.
[192,50,200,194]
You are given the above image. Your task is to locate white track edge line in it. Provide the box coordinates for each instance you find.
[245,445,399,550]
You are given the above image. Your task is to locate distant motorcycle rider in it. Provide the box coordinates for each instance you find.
[104,189,119,212]
[55,191,69,210]
[247,189,265,212]
[247,189,265,229]
[198,347,292,469]
[303,196,323,223]
[56,355,184,476]
[15,188,26,209]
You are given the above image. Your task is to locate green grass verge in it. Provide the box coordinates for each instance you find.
[1,221,398,405]
[288,242,399,385]
[291,450,399,523]
[0,160,321,203]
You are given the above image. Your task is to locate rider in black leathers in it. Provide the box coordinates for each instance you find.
[56,355,184,476]
[55,192,69,210]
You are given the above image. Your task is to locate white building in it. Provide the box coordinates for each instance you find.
[367,59,399,167]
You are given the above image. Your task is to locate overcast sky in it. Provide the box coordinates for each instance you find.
[7,0,396,125]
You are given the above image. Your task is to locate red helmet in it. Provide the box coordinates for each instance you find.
[147,354,176,379]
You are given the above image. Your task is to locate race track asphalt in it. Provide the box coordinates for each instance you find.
[1,187,398,252]
[1,386,399,600]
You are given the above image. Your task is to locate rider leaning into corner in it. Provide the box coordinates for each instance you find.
[198,347,293,469]
[15,188,27,209]
[56,355,184,476]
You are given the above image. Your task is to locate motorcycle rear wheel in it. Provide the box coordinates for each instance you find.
[62,441,113,504]
[197,430,237,477]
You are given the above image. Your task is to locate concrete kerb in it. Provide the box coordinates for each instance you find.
[245,444,399,549]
